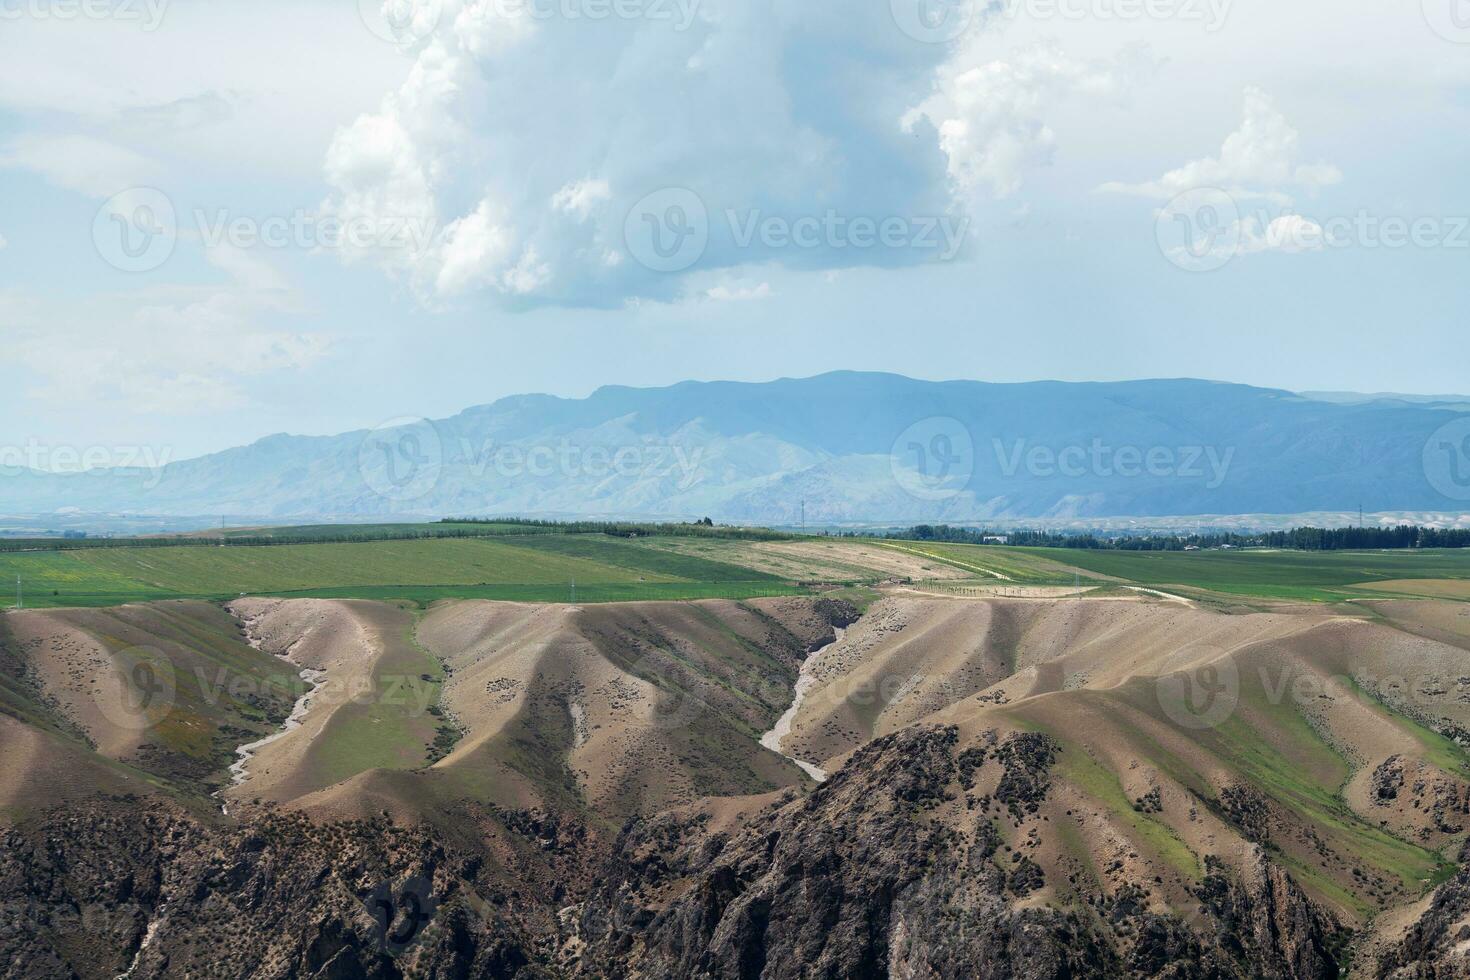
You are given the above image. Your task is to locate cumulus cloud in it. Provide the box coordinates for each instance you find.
[1161,211,1327,269]
[903,42,1157,200]
[320,0,977,308]
[552,178,612,221]
[1099,87,1341,203]
[704,282,772,302]
[1239,214,1326,254]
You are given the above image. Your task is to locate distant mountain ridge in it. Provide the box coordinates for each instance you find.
[5,372,1470,522]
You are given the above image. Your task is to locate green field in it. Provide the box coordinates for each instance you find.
[875,541,1101,584]
[871,540,1470,602]
[1010,547,1470,602]
[211,521,554,540]
[0,535,794,609]
[3,526,1469,609]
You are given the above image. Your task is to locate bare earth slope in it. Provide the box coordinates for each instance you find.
[3,592,1470,978]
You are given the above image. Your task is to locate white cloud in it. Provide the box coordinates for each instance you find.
[6,252,328,414]
[1099,87,1341,203]
[1162,212,1326,268]
[705,282,772,302]
[552,178,612,221]
[0,2,407,182]
[0,134,160,198]
[204,243,293,294]
[1238,214,1326,255]
[905,42,1157,200]
[0,232,8,250]
[320,0,970,308]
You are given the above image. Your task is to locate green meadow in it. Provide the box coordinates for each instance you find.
[1010,546,1470,602]
[3,526,1468,608]
[0,534,792,609]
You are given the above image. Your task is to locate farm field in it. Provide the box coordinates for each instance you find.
[3,525,1469,609]
[638,536,976,582]
[0,534,791,609]
[1008,546,1470,602]
[873,540,1115,585]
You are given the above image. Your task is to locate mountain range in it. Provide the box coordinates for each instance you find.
[6,373,1470,523]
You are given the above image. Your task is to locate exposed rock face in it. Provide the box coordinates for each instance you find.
[575,726,1345,980]
[1374,755,1407,802]
[1196,852,1344,980]
[0,802,547,980]
[0,729,1395,980]
[577,725,1116,979]
[1216,784,1275,846]
[1376,841,1470,979]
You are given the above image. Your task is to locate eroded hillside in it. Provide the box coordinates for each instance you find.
[3,592,1470,978]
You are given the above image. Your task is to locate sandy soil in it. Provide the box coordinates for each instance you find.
[3,608,156,760]
[221,598,403,804]
[415,598,828,820]
[11,589,1470,944]
[782,595,1342,768]
[647,538,974,582]
[0,714,139,812]
[1357,579,1470,600]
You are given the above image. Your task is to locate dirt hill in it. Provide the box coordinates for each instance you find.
[3,593,1470,977]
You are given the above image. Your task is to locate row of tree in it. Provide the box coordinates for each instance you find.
[891,524,1470,551]
[441,517,790,541]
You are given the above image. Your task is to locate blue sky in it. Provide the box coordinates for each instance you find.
[1,0,1468,463]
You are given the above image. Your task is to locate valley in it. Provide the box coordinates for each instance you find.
[3,533,1470,977]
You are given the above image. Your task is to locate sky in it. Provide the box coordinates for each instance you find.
[1,0,1468,464]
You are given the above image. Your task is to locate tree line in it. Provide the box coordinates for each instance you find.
[0,518,792,553]
[441,517,792,541]
[890,524,1470,551]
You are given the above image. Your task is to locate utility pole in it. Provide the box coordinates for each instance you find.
[15,575,21,611]
[800,499,806,534]
[570,577,575,604]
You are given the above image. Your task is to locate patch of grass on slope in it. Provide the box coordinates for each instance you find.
[1052,736,1203,882]
[1208,680,1449,907]
[1342,676,1470,780]
[298,607,446,791]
